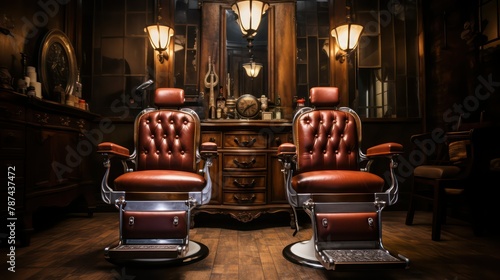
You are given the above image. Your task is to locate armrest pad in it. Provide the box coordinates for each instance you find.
[278,143,296,155]
[201,142,217,153]
[366,142,403,157]
[97,142,130,158]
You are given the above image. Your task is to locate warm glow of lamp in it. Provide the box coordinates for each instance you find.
[331,23,363,51]
[242,61,263,77]
[145,23,174,63]
[331,4,363,63]
[145,2,174,64]
[231,0,269,38]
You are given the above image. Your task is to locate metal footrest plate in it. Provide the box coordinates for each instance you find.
[104,241,209,266]
[107,244,181,260]
[321,249,408,270]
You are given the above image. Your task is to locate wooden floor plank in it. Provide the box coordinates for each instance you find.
[3,211,500,280]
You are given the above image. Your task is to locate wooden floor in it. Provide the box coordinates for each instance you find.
[3,209,500,280]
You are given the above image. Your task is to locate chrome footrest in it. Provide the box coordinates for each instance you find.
[319,249,409,270]
[103,240,209,265]
[105,244,183,260]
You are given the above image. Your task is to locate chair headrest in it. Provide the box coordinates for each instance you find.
[154,88,185,107]
[309,87,340,107]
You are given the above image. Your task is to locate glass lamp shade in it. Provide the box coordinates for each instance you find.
[242,61,263,77]
[231,0,269,38]
[145,23,174,52]
[331,23,364,51]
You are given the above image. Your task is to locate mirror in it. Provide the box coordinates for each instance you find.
[222,7,272,101]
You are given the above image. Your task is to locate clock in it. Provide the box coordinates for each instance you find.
[39,29,77,97]
[236,94,260,119]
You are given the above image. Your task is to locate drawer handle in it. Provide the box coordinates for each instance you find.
[234,137,256,147]
[233,158,256,168]
[233,179,256,189]
[209,137,216,142]
[233,194,256,203]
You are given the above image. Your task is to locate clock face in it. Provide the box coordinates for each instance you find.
[236,94,260,119]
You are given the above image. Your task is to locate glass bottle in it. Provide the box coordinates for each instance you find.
[216,86,226,119]
[74,69,82,98]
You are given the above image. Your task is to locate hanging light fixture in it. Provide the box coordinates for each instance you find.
[144,1,174,63]
[242,59,262,78]
[231,0,269,39]
[331,1,364,63]
[232,1,269,77]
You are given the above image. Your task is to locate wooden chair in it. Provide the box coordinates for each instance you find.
[405,129,474,241]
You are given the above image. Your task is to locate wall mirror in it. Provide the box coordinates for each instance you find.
[222,6,274,102]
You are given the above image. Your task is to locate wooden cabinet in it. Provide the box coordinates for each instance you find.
[0,89,99,246]
[196,120,292,223]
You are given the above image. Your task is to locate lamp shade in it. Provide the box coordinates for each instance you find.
[331,23,364,51]
[242,61,262,77]
[145,23,174,52]
[231,0,269,38]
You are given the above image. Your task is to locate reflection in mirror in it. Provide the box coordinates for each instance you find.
[225,9,268,99]
[174,0,200,101]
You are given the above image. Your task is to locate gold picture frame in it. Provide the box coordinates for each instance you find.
[39,29,77,97]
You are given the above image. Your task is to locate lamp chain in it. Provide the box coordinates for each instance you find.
[157,0,162,22]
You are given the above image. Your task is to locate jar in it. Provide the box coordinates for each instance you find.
[79,99,86,110]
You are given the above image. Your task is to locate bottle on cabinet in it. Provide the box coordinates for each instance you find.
[274,94,282,119]
[74,69,82,98]
[216,86,226,119]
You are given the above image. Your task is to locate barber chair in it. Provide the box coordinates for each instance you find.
[277,87,409,270]
[97,88,217,265]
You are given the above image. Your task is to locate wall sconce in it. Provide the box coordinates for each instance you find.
[331,3,363,63]
[144,2,174,63]
[242,59,262,77]
[231,0,269,39]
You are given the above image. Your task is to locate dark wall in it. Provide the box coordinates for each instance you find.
[423,0,500,131]
[1,1,62,78]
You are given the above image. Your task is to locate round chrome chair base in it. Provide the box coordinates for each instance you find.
[282,239,324,269]
[105,240,209,266]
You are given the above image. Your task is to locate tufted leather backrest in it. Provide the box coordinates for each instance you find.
[134,88,200,172]
[294,87,360,173]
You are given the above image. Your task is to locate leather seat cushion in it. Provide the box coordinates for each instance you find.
[413,165,461,179]
[114,170,206,192]
[292,170,384,193]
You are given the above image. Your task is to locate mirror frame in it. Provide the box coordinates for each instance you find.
[219,4,275,103]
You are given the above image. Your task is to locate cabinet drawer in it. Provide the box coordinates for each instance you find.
[223,191,266,205]
[201,132,222,148]
[222,174,266,190]
[223,153,267,170]
[0,124,25,153]
[0,102,25,121]
[223,132,267,149]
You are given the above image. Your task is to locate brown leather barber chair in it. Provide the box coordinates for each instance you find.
[277,87,409,270]
[97,88,217,265]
